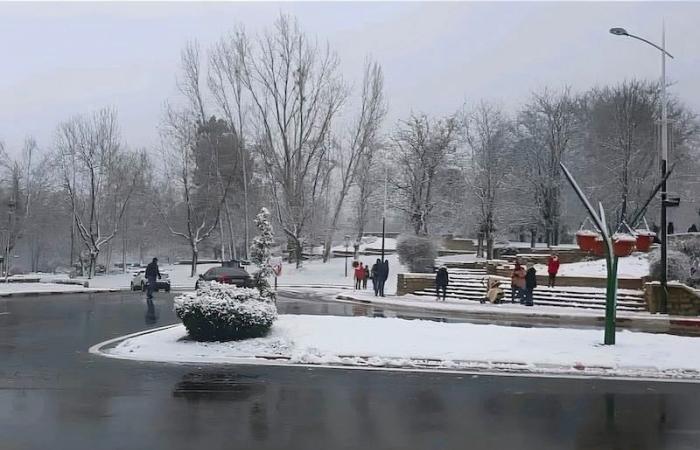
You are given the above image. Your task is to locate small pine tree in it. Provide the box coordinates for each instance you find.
[250,207,275,299]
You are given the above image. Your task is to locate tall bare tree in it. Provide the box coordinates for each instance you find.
[209,29,253,259]
[391,113,460,235]
[55,109,138,278]
[241,14,347,267]
[321,59,386,262]
[516,88,578,245]
[464,102,513,258]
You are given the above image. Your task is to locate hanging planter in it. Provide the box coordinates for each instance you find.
[576,218,599,252]
[634,218,655,252]
[592,235,606,257]
[612,233,637,257]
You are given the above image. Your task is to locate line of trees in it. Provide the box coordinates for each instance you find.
[1,14,699,276]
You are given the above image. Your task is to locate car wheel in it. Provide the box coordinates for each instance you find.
[165,286,171,293]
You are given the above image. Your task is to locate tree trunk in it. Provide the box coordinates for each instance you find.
[530,228,537,249]
[190,246,199,278]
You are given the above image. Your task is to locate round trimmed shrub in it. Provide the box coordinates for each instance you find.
[396,233,437,273]
[649,249,691,284]
[174,282,277,341]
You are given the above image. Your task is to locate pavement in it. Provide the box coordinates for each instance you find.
[4,291,700,449]
[331,290,700,336]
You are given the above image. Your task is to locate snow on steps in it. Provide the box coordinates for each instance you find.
[414,268,647,312]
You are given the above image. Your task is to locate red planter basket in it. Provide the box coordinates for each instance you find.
[576,231,598,252]
[635,231,655,252]
[612,234,636,257]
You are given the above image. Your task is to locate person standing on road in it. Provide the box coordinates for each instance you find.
[547,253,560,288]
[510,260,526,303]
[363,265,370,289]
[371,259,381,296]
[524,266,537,306]
[145,257,161,300]
[435,266,449,301]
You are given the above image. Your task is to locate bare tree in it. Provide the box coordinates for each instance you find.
[240,14,347,267]
[321,59,386,262]
[516,88,578,245]
[464,102,513,259]
[209,29,253,259]
[55,109,138,278]
[391,113,460,235]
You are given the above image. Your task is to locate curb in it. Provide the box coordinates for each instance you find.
[332,294,698,335]
[0,288,122,298]
[90,324,700,383]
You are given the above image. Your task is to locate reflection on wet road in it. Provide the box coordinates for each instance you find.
[1,291,700,449]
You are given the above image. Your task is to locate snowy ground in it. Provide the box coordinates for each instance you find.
[534,253,650,278]
[102,314,700,380]
[77,263,220,290]
[276,254,405,294]
[330,236,398,253]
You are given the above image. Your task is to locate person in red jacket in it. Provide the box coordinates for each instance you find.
[547,253,560,287]
[354,262,365,290]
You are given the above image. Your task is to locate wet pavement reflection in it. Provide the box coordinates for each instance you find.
[1,291,700,449]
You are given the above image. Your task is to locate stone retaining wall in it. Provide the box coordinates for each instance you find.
[397,273,435,296]
[645,281,700,316]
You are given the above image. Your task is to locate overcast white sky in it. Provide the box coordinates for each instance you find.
[2,1,700,155]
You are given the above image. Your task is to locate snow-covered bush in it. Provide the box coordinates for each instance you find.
[671,238,700,287]
[396,234,437,273]
[174,282,277,341]
[250,207,275,300]
[649,249,692,284]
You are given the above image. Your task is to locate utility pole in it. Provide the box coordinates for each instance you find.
[659,22,669,313]
[380,164,388,261]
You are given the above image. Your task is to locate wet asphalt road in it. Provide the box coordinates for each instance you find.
[2,292,700,450]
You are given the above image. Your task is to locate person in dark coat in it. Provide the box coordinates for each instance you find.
[524,266,537,306]
[668,221,675,235]
[435,266,449,301]
[371,259,381,296]
[689,224,698,233]
[380,259,390,297]
[144,257,161,300]
[363,265,370,289]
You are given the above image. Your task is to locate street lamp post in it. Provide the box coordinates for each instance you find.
[344,235,350,277]
[380,165,388,261]
[610,25,674,313]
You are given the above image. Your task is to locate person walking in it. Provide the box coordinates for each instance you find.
[547,253,560,288]
[380,259,390,297]
[510,260,526,303]
[354,262,364,290]
[435,265,449,301]
[371,259,381,296]
[363,265,370,289]
[689,224,698,233]
[524,266,537,306]
[145,257,161,300]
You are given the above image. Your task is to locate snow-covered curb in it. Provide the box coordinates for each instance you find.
[92,314,700,382]
[0,283,121,297]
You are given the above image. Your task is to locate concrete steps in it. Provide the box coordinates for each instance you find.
[414,269,646,312]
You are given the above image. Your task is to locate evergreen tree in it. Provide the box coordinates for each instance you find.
[250,207,275,299]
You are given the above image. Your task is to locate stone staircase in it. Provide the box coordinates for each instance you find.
[413,268,647,312]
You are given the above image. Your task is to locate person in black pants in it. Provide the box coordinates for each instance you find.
[524,266,537,306]
[435,266,449,301]
[145,257,161,300]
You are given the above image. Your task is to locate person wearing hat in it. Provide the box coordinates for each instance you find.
[144,257,161,300]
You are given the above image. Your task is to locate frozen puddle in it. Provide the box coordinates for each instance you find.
[92,314,700,381]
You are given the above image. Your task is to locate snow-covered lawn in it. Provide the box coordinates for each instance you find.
[534,253,650,278]
[330,236,397,253]
[277,254,406,294]
[103,314,700,380]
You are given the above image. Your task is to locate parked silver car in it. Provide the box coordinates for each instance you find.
[130,270,171,292]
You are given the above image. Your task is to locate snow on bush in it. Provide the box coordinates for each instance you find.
[174,282,277,341]
[649,249,692,284]
[250,207,276,300]
[671,238,700,287]
[396,234,437,273]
